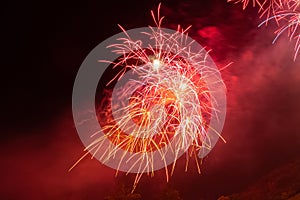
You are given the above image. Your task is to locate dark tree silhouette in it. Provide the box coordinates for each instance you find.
[104,184,142,200]
[158,185,183,200]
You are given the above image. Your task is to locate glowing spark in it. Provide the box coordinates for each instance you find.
[152,59,161,70]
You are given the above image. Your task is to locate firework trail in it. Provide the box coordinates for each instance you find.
[228,0,300,60]
[71,4,226,190]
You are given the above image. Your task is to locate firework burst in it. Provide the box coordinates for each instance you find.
[71,4,226,190]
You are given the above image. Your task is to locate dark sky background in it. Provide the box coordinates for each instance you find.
[1,0,300,199]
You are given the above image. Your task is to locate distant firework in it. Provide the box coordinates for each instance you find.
[228,0,300,60]
[72,4,226,190]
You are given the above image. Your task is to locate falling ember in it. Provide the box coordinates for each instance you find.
[71,4,227,191]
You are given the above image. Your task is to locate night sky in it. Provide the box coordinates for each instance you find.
[1,0,300,199]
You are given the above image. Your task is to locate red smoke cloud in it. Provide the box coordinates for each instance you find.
[0,112,117,199]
